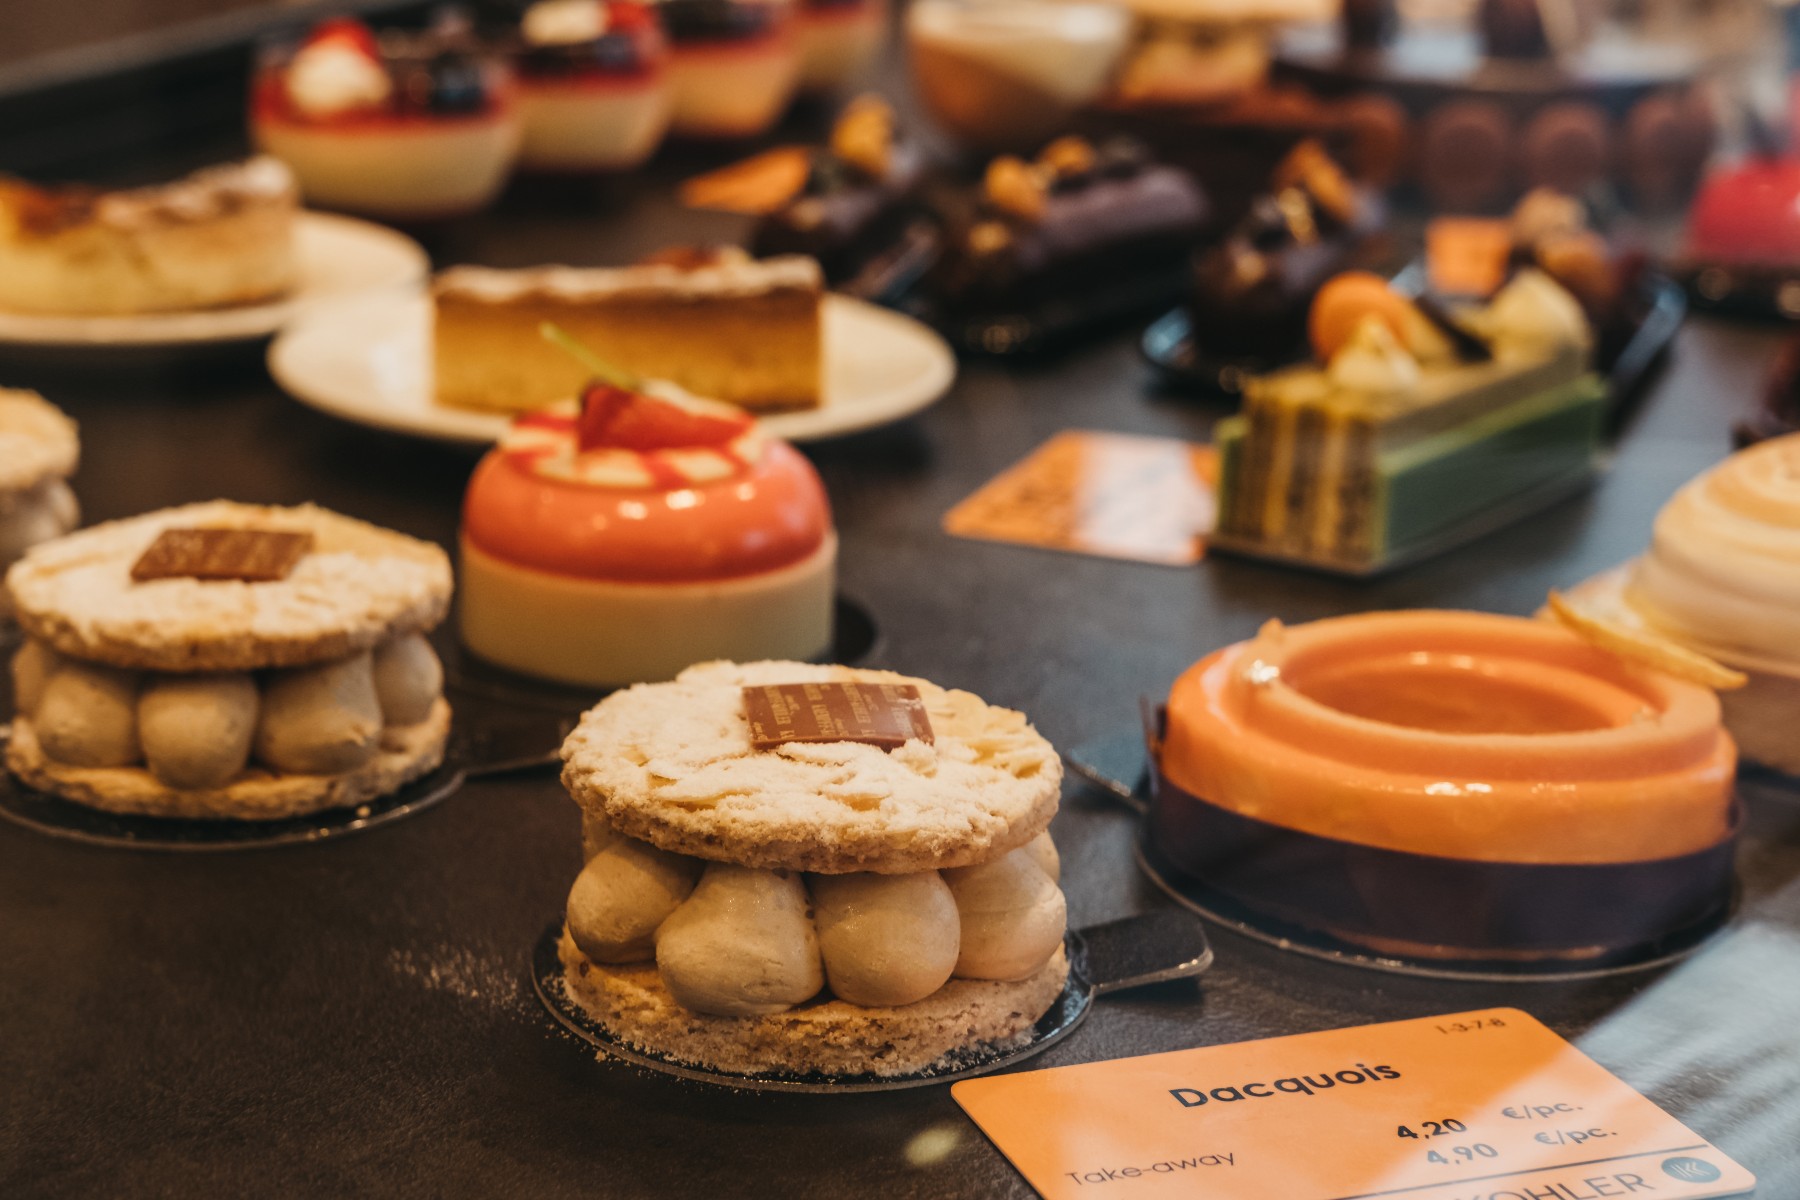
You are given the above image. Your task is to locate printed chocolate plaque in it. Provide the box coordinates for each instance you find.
[744,683,935,751]
[130,527,315,583]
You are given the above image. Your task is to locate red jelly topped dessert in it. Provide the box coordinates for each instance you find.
[653,0,800,138]
[513,0,672,172]
[459,374,836,687]
[251,17,521,219]
[1685,154,1800,269]
[795,0,887,95]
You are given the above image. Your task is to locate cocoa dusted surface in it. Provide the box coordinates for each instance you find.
[2,67,1800,1200]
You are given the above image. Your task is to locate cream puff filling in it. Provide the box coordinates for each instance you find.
[10,633,444,790]
[566,826,1064,1015]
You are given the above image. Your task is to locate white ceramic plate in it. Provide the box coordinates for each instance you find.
[267,291,957,445]
[0,212,429,348]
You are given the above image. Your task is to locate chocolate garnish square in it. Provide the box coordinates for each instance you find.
[130,527,315,583]
[743,683,935,752]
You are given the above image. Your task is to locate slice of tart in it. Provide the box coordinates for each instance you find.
[433,248,823,413]
[0,158,297,316]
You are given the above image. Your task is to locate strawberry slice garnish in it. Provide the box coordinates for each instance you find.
[304,17,382,60]
[576,384,751,453]
[609,2,660,37]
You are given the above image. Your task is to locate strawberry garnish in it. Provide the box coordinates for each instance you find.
[576,384,751,453]
[304,17,382,60]
[609,2,660,36]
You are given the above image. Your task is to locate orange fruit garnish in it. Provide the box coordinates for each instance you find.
[1546,590,1748,691]
[1309,272,1415,361]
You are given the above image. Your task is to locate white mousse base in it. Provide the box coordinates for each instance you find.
[254,117,520,219]
[666,47,799,138]
[458,534,836,687]
[516,82,671,171]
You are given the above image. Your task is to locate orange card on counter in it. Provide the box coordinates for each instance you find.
[943,431,1217,566]
[953,1008,1755,1200]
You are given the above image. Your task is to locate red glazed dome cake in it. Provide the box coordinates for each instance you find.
[459,379,835,687]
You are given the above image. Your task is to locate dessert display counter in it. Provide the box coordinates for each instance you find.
[2,33,1799,1200]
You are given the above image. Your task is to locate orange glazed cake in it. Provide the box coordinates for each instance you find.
[1148,610,1739,962]
[432,249,823,414]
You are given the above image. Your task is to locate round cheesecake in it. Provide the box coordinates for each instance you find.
[250,19,521,220]
[1564,433,1800,774]
[657,0,801,138]
[459,386,835,687]
[795,0,887,94]
[0,390,80,619]
[1151,611,1737,961]
[514,0,672,172]
[555,659,1067,1078]
[6,502,453,820]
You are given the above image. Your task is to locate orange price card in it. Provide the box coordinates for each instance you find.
[942,431,1218,566]
[953,1008,1754,1200]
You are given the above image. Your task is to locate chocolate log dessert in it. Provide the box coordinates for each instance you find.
[752,95,930,286]
[1186,140,1387,364]
[930,137,1209,312]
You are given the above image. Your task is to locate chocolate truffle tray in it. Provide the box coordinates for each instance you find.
[901,261,1198,359]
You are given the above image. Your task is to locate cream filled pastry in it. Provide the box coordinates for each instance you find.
[5,501,453,819]
[0,389,79,619]
[555,660,1068,1078]
[459,377,835,687]
[1563,433,1800,773]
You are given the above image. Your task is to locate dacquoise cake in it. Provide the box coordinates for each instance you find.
[6,502,452,820]
[556,660,1069,1078]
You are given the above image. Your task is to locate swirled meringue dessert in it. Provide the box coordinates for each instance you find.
[1561,433,1800,773]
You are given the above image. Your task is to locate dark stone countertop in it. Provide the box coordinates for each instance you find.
[2,109,1798,1200]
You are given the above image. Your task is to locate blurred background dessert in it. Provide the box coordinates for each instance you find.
[656,0,802,138]
[906,0,1133,152]
[510,0,672,173]
[251,16,520,220]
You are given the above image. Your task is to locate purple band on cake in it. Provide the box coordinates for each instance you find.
[1142,720,1737,965]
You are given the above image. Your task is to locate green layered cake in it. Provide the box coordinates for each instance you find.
[1213,272,1606,572]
